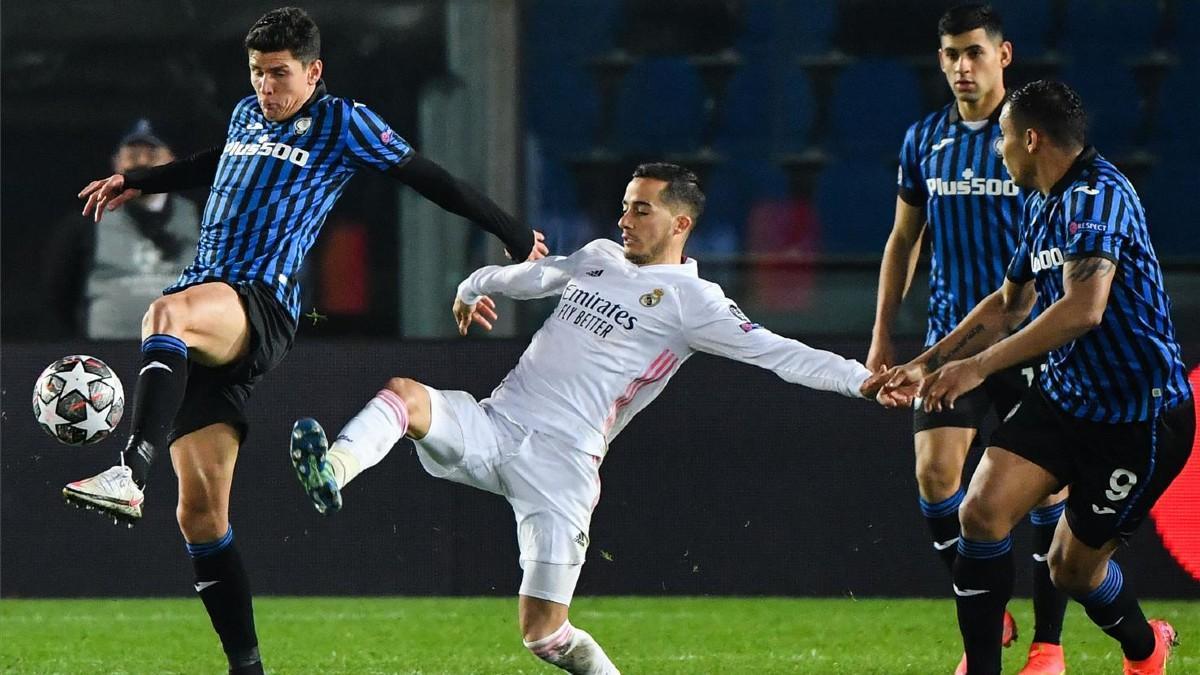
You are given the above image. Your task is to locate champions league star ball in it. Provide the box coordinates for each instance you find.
[32,355,125,446]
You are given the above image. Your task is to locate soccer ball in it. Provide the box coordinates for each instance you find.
[33,355,125,445]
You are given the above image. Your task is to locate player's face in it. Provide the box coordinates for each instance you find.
[249,50,323,122]
[112,144,173,175]
[619,178,685,265]
[938,29,1011,103]
[998,106,1033,187]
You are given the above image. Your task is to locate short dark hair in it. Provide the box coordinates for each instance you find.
[631,163,706,222]
[245,7,321,64]
[938,2,1003,41]
[1006,80,1088,148]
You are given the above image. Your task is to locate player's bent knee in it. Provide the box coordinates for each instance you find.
[143,295,187,337]
[176,500,228,542]
[384,377,423,407]
[914,458,962,497]
[958,494,1009,540]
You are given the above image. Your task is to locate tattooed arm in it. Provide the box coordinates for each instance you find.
[971,255,1115,375]
[912,256,1115,411]
[915,277,1037,375]
[882,278,1035,402]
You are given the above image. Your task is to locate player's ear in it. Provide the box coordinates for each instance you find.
[674,214,693,236]
[998,40,1013,68]
[1025,128,1039,153]
[307,58,323,85]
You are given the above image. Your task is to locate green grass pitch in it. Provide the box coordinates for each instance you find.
[2,596,1196,673]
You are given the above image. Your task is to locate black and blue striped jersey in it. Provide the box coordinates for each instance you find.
[166,82,412,322]
[898,102,1027,346]
[1005,147,1189,423]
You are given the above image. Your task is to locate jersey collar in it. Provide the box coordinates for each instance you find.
[1048,145,1099,197]
[948,90,1007,128]
[635,256,699,277]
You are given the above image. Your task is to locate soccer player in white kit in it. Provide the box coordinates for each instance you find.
[289,163,909,674]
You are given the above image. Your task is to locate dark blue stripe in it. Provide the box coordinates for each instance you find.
[919,488,965,518]
[957,535,1013,560]
[1029,501,1066,526]
[1078,560,1124,608]
[142,334,187,357]
[185,525,234,559]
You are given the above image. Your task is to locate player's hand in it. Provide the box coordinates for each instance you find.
[865,335,896,374]
[883,361,925,395]
[79,174,142,223]
[525,230,549,261]
[919,357,985,413]
[862,366,916,408]
[453,295,498,335]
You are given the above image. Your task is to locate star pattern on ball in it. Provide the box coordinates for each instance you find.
[36,398,71,429]
[58,360,104,399]
[72,402,114,442]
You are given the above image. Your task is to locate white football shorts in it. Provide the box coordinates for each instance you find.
[413,386,602,603]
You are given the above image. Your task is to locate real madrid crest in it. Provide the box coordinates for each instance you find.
[639,288,664,307]
[294,117,312,136]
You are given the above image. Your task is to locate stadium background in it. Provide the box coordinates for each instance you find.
[3,0,1199,603]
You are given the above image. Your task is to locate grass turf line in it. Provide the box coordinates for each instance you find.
[1,596,1197,673]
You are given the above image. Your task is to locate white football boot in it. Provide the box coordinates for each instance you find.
[63,465,144,525]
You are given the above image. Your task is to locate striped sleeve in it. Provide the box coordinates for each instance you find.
[1063,184,1129,264]
[897,121,926,207]
[342,101,414,172]
[1005,196,1037,283]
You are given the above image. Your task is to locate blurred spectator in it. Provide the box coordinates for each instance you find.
[44,120,200,339]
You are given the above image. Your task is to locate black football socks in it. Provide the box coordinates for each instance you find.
[953,536,1015,675]
[122,334,188,488]
[1029,502,1069,645]
[1075,560,1156,661]
[919,488,964,571]
[187,527,263,674]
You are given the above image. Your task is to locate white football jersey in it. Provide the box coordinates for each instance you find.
[458,239,871,457]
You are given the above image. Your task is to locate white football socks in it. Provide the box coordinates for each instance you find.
[327,388,409,489]
[524,620,619,674]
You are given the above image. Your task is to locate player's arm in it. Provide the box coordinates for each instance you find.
[341,101,545,262]
[917,188,1127,410]
[868,197,927,371]
[901,277,1036,378]
[79,147,221,224]
[681,287,903,403]
[387,154,546,262]
[973,256,1114,375]
[452,249,581,335]
[918,259,1111,411]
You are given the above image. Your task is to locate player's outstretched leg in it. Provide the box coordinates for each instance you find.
[290,418,342,515]
[290,380,429,515]
[63,331,189,522]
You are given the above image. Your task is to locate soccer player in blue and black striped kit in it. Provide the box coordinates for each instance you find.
[889,80,1193,675]
[868,5,1067,672]
[61,7,546,673]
